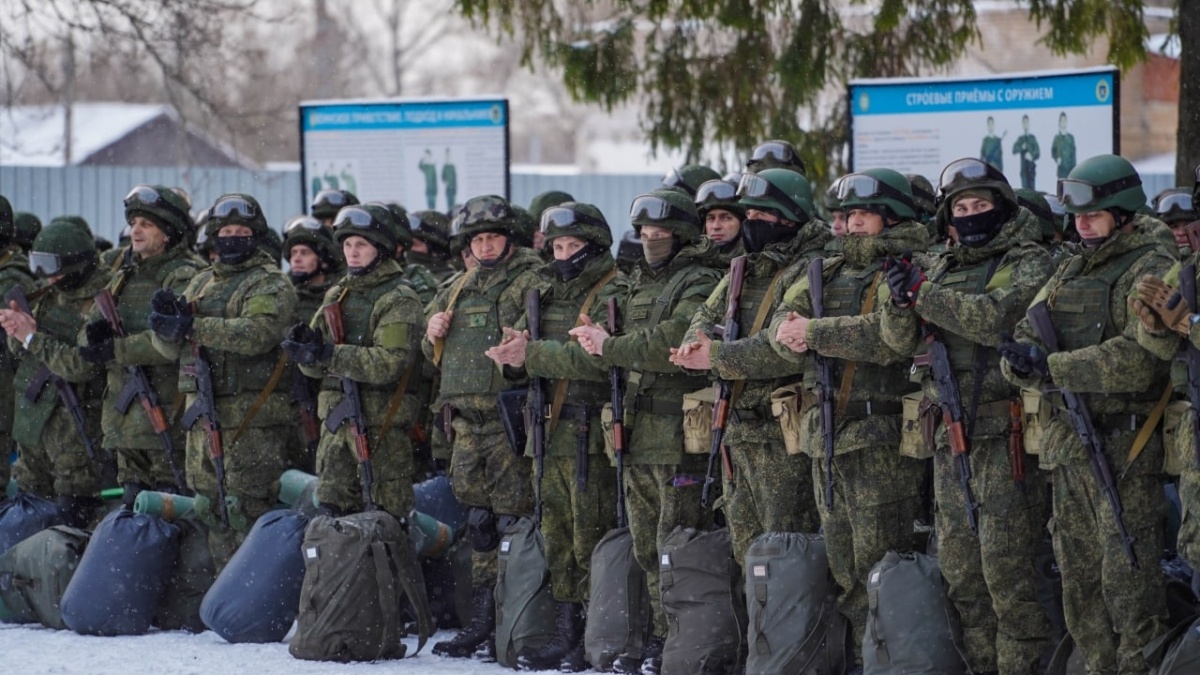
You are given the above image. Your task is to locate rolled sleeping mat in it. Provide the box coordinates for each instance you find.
[278,469,320,518]
[134,491,196,522]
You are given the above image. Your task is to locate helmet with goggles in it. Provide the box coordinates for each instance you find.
[284,214,342,271]
[694,179,746,220]
[123,184,192,245]
[1151,188,1196,225]
[662,165,721,198]
[837,168,916,221]
[205,193,269,238]
[737,169,814,224]
[541,202,612,248]
[746,140,807,176]
[310,189,359,221]
[1057,154,1146,215]
[629,189,703,245]
[332,203,398,254]
[451,195,523,243]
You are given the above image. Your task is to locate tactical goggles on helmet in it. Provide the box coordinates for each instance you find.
[1057,174,1143,210]
[662,168,696,196]
[285,215,324,234]
[29,250,89,276]
[311,189,354,211]
[1154,192,1194,217]
[737,173,805,218]
[836,174,913,208]
[211,196,261,221]
[123,184,190,223]
[540,207,606,234]
[695,180,738,207]
[629,196,700,226]
[1044,193,1066,217]
[748,141,798,167]
[333,206,381,230]
[937,158,1007,194]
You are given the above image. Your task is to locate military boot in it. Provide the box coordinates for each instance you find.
[559,641,589,672]
[613,634,662,674]
[639,635,665,675]
[432,585,495,658]
[517,601,584,670]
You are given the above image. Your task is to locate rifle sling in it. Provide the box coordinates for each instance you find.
[432,267,477,367]
[834,272,882,418]
[378,357,418,441]
[548,268,618,435]
[1121,383,1173,478]
[729,267,787,408]
[228,352,290,445]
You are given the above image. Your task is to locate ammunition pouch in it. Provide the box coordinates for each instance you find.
[900,393,938,460]
[681,387,716,455]
[770,383,812,456]
[1020,388,1051,456]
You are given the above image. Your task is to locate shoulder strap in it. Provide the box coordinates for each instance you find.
[626,267,700,396]
[729,267,787,408]
[378,357,418,441]
[432,268,477,367]
[834,271,882,417]
[370,539,402,660]
[228,352,290,445]
[548,268,618,434]
[1121,383,1174,478]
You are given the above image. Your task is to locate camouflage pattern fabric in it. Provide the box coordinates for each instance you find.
[539,454,617,602]
[0,249,38,489]
[11,403,103,498]
[1002,215,1175,675]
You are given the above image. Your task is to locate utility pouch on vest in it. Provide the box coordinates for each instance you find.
[682,387,717,455]
[600,403,617,465]
[900,393,936,460]
[1163,400,1191,476]
[497,389,529,457]
[1020,388,1051,456]
[770,384,811,456]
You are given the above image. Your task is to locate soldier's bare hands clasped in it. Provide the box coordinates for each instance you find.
[485,326,529,367]
[775,312,809,353]
[426,310,453,340]
[569,315,610,356]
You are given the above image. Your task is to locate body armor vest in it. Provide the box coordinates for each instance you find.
[623,268,709,408]
[439,276,509,398]
[540,288,610,405]
[112,248,200,336]
[805,262,911,403]
[177,265,281,395]
[320,273,411,394]
[933,259,1001,371]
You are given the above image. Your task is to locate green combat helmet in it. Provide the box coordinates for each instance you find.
[383,202,416,251]
[205,193,270,238]
[451,194,524,244]
[737,168,814,223]
[1151,187,1197,226]
[259,227,284,266]
[541,202,613,249]
[1056,154,1146,216]
[283,215,342,273]
[694,179,746,220]
[13,212,42,254]
[510,204,537,248]
[528,190,575,220]
[123,184,192,247]
[615,229,641,274]
[29,217,99,290]
[662,165,721,198]
[837,167,916,223]
[331,203,399,275]
[629,188,703,244]
[933,158,1017,246]
[746,140,807,176]
[410,210,451,258]
[904,174,937,225]
[310,188,359,223]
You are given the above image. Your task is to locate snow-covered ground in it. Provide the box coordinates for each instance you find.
[0,624,575,675]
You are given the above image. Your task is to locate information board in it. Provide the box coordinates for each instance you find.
[848,67,1118,194]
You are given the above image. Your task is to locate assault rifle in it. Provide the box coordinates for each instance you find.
[323,302,375,511]
[702,255,747,511]
[1026,301,1138,568]
[526,289,547,525]
[6,287,103,470]
[95,289,185,491]
[807,258,837,511]
[606,297,627,528]
[1181,263,1200,468]
[181,341,228,526]
[291,368,321,459]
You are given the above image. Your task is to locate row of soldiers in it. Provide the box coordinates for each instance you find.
[1,138,1198,675]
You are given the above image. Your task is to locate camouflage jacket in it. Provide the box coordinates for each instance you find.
[0,249,38,437]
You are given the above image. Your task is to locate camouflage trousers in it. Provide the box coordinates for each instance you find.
[448,411,534,587]
[1051,463,1166,675]
[539,454,617,603]
[187,425,287,572]
[113,429,189,492]
[315,421,415,520]
[13,411,104,498]
[815,442,924,662]
[934,433,1052,675]
[283,423,318,476]
[725,420,820,566]
[625,458,714,637]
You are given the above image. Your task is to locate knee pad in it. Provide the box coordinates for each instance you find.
[467,506,500,552]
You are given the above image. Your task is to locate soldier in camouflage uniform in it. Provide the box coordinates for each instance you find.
[822,178,848,255]
[745,139,807,176]
[383,203,442,305]
[906,173,940,246]
[1,218,110,527]
[0,196,38,495]
[310,188,358,229]
[75,185,203,504]
[423,195,544,658]
[1149,187,1197,256]
[881,159,1056,675]
[283,203,424,519]
[149,193,297,569]
[672,169,829,564]
[768,168,928,662]
[662,164,721,199]
[281,215,343,474]
[407,210,455,282]
[570,189,725,674]
[13,212,41,255]
[485,202,628,671]
[999,155,1173,675]
[528,190,574,253]
[696,178,745,263]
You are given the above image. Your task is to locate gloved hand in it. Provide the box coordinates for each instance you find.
[1137,275,1193,337]
[997,336,1049,379]
[148,291,193,342]
[1127,295,1168,335]
[80,319,116,364]
[884,254,925,308]
[281,323,332,364]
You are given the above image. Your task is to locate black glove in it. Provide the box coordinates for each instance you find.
[997,337,1049,379]
[282,323,332,364]
[148,292,193,342]
[80,320,116,364]
[884,254,925,308]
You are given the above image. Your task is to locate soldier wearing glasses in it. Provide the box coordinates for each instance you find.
[149,193,296,570]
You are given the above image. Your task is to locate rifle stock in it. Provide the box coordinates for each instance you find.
[606,297,628,529]
[808,257,837,510]
[324,302,376,511]
[1026,300,1137,568]
[184,342,227,526]
[702,255,747,510]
